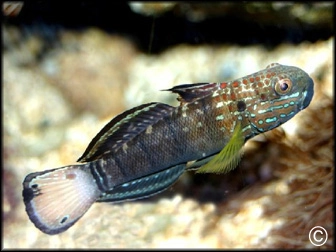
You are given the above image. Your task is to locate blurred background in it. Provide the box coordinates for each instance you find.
[2,1,333,249]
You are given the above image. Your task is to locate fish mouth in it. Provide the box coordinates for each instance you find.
[301,77,314,110]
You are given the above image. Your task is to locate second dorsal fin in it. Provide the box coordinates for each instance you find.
[165,82,218,103]
[77,102,174,162]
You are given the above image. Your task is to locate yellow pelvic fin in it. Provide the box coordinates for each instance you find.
[196,122,244,174]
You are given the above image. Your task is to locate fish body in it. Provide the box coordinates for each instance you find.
[22,63,314,234]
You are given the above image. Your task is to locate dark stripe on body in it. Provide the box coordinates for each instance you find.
[89,162,108,192]
[113,155,128,178]
[136,138,155,167]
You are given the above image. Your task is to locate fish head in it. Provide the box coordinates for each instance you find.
[247,64,314,133]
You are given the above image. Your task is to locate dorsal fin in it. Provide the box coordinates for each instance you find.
[77,102,174,162]
[164,82,218,103]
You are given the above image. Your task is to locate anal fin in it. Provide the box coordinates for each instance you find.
[97,164,185,203]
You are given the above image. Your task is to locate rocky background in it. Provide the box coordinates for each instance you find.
[3,2,333,249]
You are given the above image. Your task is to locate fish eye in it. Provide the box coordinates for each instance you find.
[275,78,292,95]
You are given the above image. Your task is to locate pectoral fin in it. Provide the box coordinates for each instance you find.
[196,123,244,174]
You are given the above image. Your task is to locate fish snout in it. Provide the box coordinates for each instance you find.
[301,77,314,110]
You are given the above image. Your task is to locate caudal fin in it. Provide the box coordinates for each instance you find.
[22,165,101,235]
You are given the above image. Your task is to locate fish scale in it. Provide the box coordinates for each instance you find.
[22,63,314,235]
